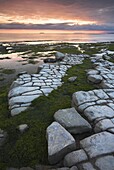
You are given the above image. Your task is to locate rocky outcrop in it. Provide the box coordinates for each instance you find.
[8,54,85,116]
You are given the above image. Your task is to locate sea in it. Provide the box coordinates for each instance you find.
[0,29,114,43]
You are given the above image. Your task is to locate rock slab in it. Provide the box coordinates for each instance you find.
[46,122,76,164]
[54,108,92,134]
[80,131,114,158]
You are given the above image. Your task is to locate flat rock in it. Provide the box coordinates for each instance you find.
[93,89,109,99]
[80,132,114,158]
[9,95,40,107]
[46,121,76,164]
[11,107,28,116]
[87,70,100,75]
[72,91,98,106]
[81,162,96,170]
[84,105,114,121]
[95,155,114,170]
[8,86,40,98]
[94,119,114,133]
[54,108,92,134]
[64,149,88,167]
[88,75,103,84]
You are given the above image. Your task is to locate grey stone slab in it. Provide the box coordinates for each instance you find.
[105,91,114,99]
[106,74,114,80]
[78,102,96,112]
[93,89,109,99]
[22,90,43,96]
[100,81,114,88]
[80,132,114,158]
[64,149,88,167]
[46,121,76,164]
[88,75,102,84]
[81,162,96,170]
[87,70,100,75]
[96,100,107,105]
[22,82,33,87]
[9,95,40,107]
[72,91,98,106]
[54,108,92,134]
[11,107,28,116]
[84,105,114,121]
[32,80,44,83]
[94,119,114,133]
[95,155,114,170]
[41,88,53,94]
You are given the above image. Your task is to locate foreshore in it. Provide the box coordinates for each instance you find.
[0,41,114,169]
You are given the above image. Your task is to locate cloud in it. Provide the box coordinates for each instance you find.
[0,0,114,28]
[0,22,114,31]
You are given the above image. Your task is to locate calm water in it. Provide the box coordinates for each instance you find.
[0,30,114,43]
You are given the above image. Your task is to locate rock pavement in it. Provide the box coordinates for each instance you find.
[7,51,114,169]
[46,57,114,169]
[8,54,85,116]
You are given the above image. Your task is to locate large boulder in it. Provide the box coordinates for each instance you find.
[54,108,92,134]
[46,122,76,164]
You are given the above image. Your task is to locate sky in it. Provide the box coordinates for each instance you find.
[0,0,114,31]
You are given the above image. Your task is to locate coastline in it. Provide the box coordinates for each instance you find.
[0,41,114,169]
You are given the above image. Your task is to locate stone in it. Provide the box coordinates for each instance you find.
[81,162,96,170]
[77,102,96,112]
[64,149,88,167]
[11,107,28,116]
[0,129,7,146]
[8,87,40,98]
[68,77,77,82]
[18,124,29,133]
[88,75,103,84]
[94,119,114,133]
[80,132,114,158]
[87,70,100,75]
[22,90,43,96]
[95,155,114,170]
[46,122,76,164]
[54,108,92,134]
[72,91,98,106]
[93,89,109,99]
[22,82,33,87]
[55,52,65,61]
[84,105,114,121]
[41,88,53,95]
[9,95,40,107]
